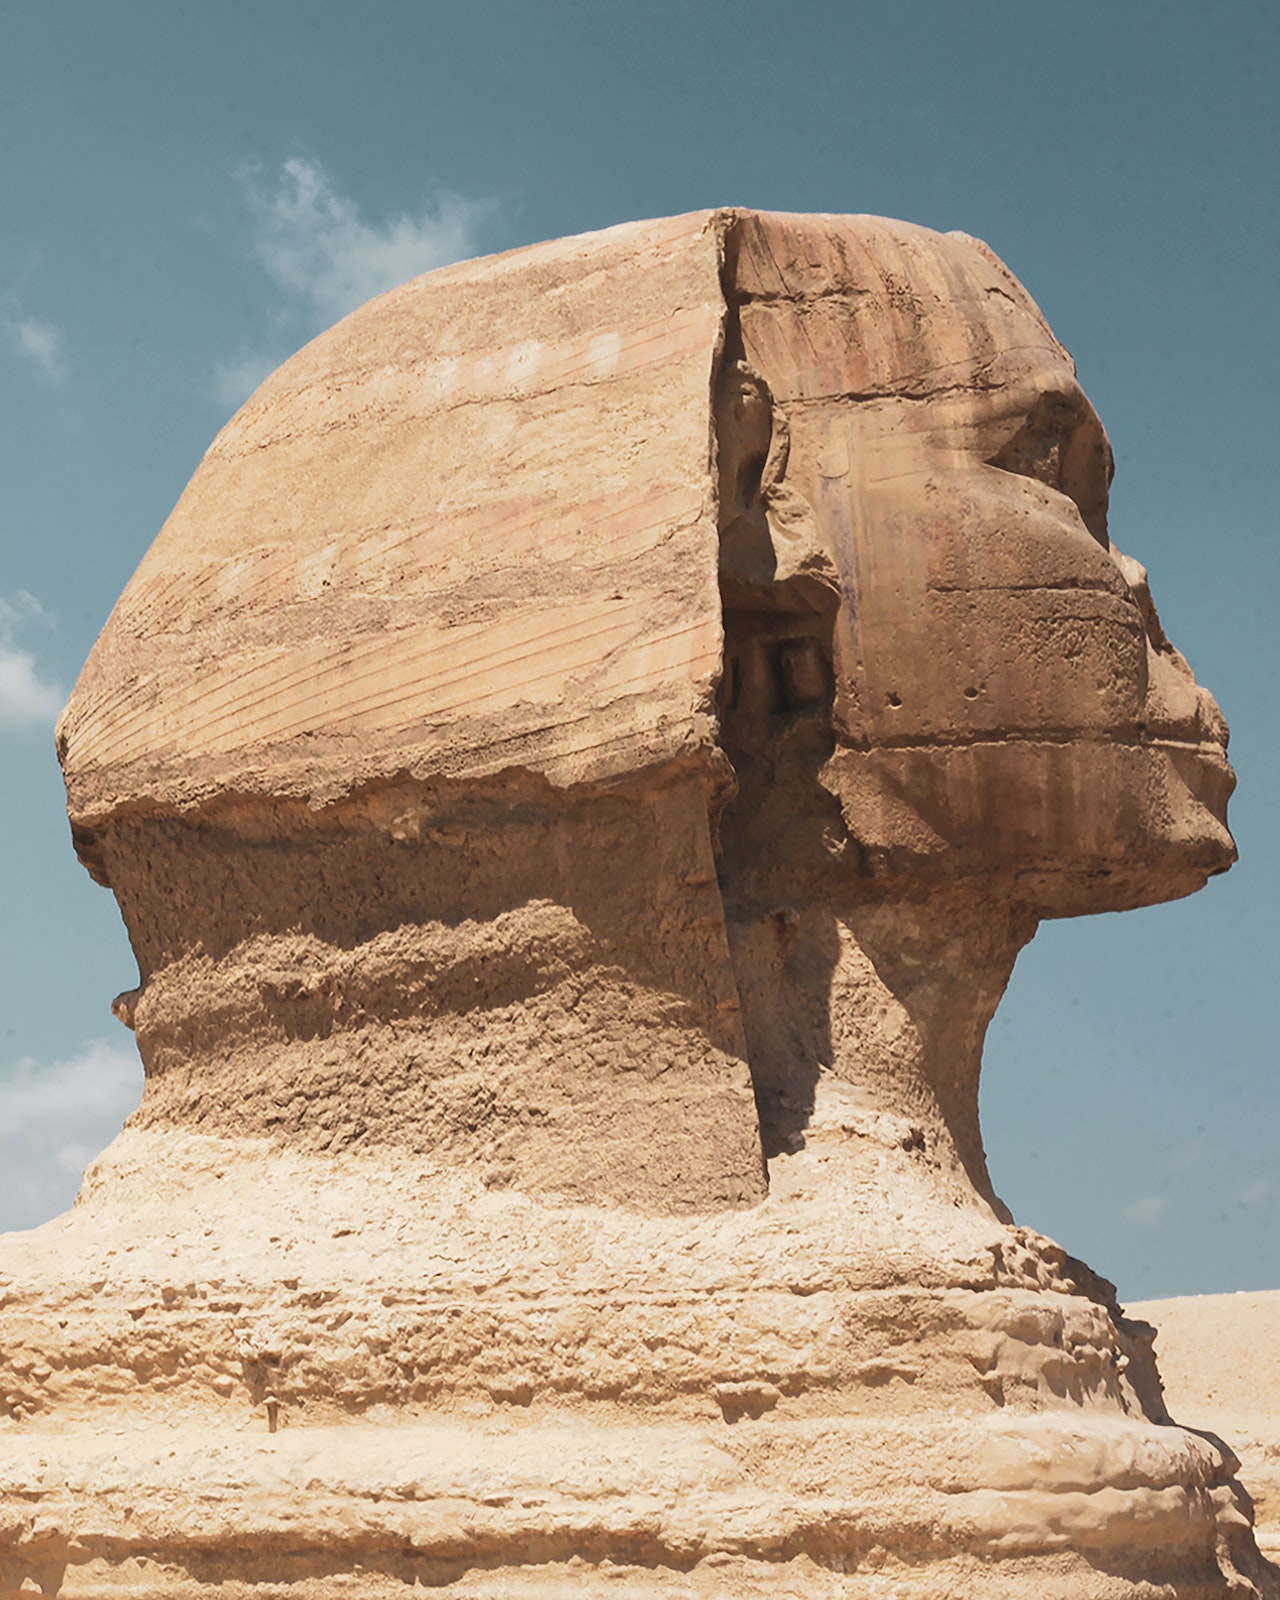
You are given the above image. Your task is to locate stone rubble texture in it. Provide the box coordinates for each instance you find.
[1,209,1271,1598]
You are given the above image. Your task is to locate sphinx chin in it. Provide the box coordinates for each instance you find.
[814,735,1233,914]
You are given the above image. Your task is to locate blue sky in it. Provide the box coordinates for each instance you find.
[0,0,1275,1297]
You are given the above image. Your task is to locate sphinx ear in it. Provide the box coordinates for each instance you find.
[759,391,789,497]
[754,403,835,593]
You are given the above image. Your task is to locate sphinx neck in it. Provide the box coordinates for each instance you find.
[713,575,1039,1214]
[724,884,1036,1214]
[96,768,774,1214]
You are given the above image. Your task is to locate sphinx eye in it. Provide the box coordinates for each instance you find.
[987,390,1112,546]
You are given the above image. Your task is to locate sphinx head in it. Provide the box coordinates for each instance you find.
[55,210,1234,1207]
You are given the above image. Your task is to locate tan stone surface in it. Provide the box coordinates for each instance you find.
[0,211,1268,1598]
[1133,1292,1280,1563]
[59,211,727,813]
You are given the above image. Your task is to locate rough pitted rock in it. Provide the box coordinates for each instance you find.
[1,210,1270,1599]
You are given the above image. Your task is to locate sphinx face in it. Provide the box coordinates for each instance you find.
[724,215,1235,913]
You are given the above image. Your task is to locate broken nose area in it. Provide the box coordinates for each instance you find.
[1197,685,1230,752]
[1141,640,1221,748]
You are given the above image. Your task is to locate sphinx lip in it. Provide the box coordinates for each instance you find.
[1145,736,1233,769]
[1148,737,1237,815]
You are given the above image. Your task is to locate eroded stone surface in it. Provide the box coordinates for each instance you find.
[1,211,1268,1598]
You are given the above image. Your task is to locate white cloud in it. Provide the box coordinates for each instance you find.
[216,158,485,411]
[246,157,483,324]
[0,642,64,726]
[1,299,65,383]
[1235,1176,1280,1207]
[0,1039,143,1232]
[8,315,65,381]
[0,593,64,728]
[1125,1194,1170,1227]
[211,351,280,411]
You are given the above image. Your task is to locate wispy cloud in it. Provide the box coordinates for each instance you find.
[1234,1175,1280,1207]
[245,157,483,325]
[0,1039,143,1232]
[7,314,65,381]
[216,158,486,409]
[0,593,64,728]
[1,288,65,383]
[211,351,281,412]
[1125,1194,1170,1227]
